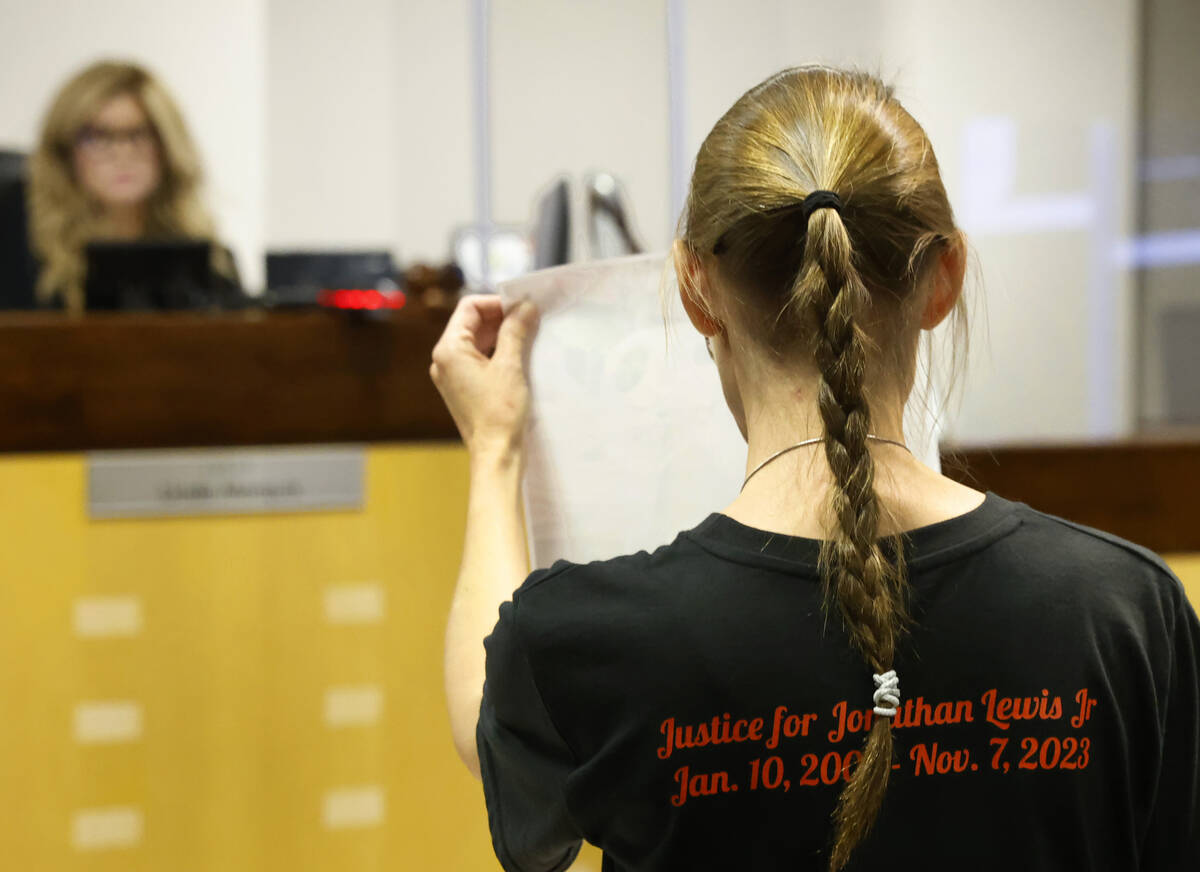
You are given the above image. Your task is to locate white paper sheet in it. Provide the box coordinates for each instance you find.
[499,253,942,570]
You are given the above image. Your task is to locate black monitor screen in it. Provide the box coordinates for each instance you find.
[266,251,395,292]
[85,240,216,311]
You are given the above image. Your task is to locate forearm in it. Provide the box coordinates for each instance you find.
[444,447,529,778]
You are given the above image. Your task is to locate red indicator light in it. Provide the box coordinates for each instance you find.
[318,288,406,311]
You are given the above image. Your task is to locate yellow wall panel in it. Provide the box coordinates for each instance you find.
[1166,554,1200,611]
[0,445,502,872]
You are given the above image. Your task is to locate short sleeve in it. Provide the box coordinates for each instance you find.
[477,585,582,872]
[1139,586,1200,869]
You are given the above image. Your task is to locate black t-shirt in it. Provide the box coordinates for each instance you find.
[477,493,1200,871]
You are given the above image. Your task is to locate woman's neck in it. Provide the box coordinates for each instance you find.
[102,203,147,239]
[739,372,907,475]
[723,376,983,539]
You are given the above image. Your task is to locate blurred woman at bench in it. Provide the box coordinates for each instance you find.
[27,59,237,312]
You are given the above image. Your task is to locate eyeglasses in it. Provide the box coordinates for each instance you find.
[74,124,156,155]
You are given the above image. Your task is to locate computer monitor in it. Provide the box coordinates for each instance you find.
[85,240,217,310]
[266,250,397,300]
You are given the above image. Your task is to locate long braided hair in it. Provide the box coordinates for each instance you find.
[681,67,962,870]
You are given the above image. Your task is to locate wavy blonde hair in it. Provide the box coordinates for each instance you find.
[29,60,222,311]
[681,67,965,870]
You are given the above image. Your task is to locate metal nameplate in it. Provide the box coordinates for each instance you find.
[87,445,365,519]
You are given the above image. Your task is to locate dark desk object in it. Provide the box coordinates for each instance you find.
[266,250,397,306]
[85,240,218,310]
[942,438,1200,552]
[532,178,570,269]
[0,153,37,310]
[0,308,456,453]
[586,171,644,257]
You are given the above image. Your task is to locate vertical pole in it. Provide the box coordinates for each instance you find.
[471,0,493,289]
[1087,121,1121,437]
[666,0,687,234]
[1131,0,1151,429]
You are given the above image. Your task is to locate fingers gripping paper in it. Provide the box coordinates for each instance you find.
[498,253,942,570]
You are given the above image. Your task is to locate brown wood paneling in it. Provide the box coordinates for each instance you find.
[3,309,1196,553]
[0,308,458,452]
[941,439,1200,553]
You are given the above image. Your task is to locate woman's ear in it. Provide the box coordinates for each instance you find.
[673,239,721,337]
[922,230,967,330]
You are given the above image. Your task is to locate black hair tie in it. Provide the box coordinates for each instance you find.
[711,189,844,255]
[799,189,843,220]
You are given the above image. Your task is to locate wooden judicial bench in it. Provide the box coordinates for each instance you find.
[0,306,520,872]
[0,307,1194,553]
[0,307,458,451]
[942,437,1200,555]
